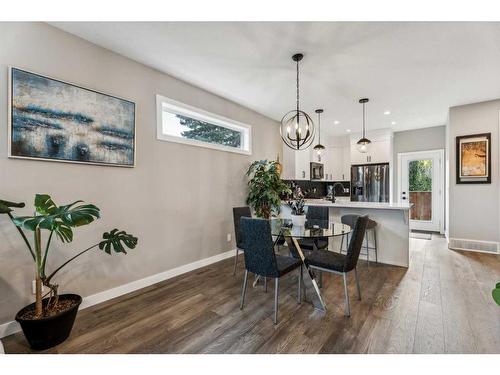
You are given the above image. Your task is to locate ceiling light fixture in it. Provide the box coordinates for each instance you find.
[334,120,340,125]
[356,98,371,154]
[346,129,351,133]
[280,53,315,150]
[391,121,396,125]
[384,110,391,115]
[313,109,325,158]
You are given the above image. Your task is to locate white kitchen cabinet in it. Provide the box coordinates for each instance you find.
[295,149,310,180]
[368,140,392,164]
[282,145,310,180]
[342,145,351,181]
[325,147,342,181]
[324,135,350,181]
[282,133,352,181]
[350,128,393,165]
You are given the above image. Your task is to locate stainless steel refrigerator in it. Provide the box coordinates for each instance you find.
[351,163,390,202]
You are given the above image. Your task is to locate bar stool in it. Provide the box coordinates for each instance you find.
[340,214,378,265]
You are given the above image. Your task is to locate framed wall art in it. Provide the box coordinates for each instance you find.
[8,67,136,167]
[456,132,491,184]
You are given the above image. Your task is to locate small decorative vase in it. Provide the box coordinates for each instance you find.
[291,214,306,227]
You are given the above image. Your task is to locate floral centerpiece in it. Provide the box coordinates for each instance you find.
[288,186,306,226]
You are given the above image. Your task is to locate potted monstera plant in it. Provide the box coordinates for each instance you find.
[0,194,137,350]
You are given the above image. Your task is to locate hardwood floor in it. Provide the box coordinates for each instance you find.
[4,235,500,353]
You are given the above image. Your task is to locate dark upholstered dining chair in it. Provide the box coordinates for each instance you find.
[297,205,330,251]
[305,215,369,316]
[232,207,252,275]
[239,217,303,324]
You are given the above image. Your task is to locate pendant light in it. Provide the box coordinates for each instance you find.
[313,109,325,160]
[356,98,371,153]
[280,53,315,150]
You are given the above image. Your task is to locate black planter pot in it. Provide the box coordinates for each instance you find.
[15,293,82,350]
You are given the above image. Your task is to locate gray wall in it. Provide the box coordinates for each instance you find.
[0,23,281,324]
[392,125,446,200]
[448,99,499,242]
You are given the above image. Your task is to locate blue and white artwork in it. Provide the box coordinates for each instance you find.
[10,68,135,166]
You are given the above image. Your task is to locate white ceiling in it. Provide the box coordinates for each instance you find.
[51,22,500,136]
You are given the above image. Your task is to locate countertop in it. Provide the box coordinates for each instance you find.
[304,199,412,211]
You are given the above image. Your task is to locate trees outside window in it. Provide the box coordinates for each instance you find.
[177,114,241,148]
[409,159,432,192]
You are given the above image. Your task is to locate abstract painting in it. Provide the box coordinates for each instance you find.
[9,68,135,166]
[456,133,491,184]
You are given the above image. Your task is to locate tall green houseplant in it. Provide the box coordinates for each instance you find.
[0,194,137,318]
[246,160,291,219]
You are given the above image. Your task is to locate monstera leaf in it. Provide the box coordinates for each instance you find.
[34,194,100,227]
[99,229,138,255]
[0,199,25,214]
[34,194,58,215]
[493,282,500,306]
[12,194,100,242]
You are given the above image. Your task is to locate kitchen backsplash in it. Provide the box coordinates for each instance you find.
[283,180,350,199]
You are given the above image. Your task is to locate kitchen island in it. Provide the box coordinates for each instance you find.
[281,199,412,267]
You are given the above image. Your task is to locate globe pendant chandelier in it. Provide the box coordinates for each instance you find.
[280,53,315,150]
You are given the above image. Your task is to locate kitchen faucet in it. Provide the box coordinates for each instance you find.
[331,182,345,203]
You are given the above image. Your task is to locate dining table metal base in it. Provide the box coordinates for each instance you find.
[285,237,327,312]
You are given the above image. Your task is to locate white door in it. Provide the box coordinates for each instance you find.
[398,149,444,232]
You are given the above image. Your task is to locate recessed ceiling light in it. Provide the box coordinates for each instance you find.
[346,129,351,133]
[391,121,396,125]
[384,110,391,115]
[334,120,340,125]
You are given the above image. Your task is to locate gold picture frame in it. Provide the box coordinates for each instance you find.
[456,133,491,184]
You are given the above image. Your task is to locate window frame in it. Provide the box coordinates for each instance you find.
[156,94,252,155]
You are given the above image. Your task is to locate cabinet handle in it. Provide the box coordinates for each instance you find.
[302,171,305,178]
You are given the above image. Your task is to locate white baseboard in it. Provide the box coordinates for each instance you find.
[0,320,19,341]
[0,249,236,339]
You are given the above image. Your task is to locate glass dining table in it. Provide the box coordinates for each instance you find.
[269,218,351,312]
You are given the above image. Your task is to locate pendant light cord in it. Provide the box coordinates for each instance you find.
[318,111,321,144]
[362,101,366,138]
[296,59,299,113]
